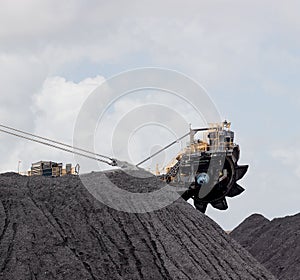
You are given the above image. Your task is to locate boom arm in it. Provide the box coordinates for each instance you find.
[0,124,118,167]
[136,127,210,167]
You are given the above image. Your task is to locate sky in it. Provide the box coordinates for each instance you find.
[0,0,299,230]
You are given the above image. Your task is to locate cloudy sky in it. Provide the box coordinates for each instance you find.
[0,0,299,229]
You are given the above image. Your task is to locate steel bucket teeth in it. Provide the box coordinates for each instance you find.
[235,165,249,181]
[193,199,208,213]
[227,183,245,197]
[211,199,228,210]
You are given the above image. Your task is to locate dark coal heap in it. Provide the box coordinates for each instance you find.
[0,171,275,280]
[231,213,300,280]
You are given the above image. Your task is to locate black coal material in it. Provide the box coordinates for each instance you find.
[231,213,300,280]
[0,171,276,280]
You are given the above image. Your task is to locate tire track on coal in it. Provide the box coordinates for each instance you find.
[77,192,128,279]
[0,200,9,246]
[26,181,98,280]
[183,214,244,280]
[26,185,68,243]
[143,211,194,280]
[211,224,271,280]
[136,211,213,280]
[185,213,266,280]
[153,208,211,278]
[106,207,178,280]
[166,210,229,279]
[197,217,259,280]
[0,199,17,274]
[107,211,145,280]
[29,264,37,280]
[75,190,125,279]
[132,214,173,280]
[89,224,123,278]
[51,183,123,279]
[0,219,17,273]
[172,209,228,280]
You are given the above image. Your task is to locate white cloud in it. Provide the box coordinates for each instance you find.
[10,73,214,171]
[1,75,104,173]
[31,75,104,140]
[2,74,209,176]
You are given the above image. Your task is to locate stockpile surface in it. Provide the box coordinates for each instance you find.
[231,213,300,280]
[0,171,275,280]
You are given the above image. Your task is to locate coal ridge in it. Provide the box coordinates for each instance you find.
[0,171,276,280]
[231,213,300,280]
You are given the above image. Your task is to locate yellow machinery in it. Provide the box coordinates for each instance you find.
[0,121,248,213]
[156,121,248,213]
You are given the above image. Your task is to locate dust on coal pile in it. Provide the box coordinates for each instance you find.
[0,170,275,280]
[231,213,300,280]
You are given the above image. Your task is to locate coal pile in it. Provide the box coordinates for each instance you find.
[0,171,275,280]
[231,213,300,280]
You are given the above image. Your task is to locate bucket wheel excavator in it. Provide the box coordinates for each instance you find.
[142,121,248,213]
[0,120,248,214]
